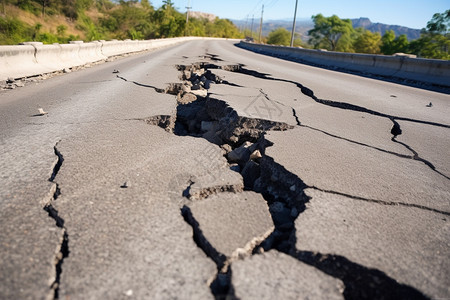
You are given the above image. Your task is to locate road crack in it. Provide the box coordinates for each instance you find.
[222,65,449,180]
[391,137,450,180]
[146,57,436,299]
[291,107,449,180]
[43,142,69,300]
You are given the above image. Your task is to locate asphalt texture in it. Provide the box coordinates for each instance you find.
[0,39,449,299]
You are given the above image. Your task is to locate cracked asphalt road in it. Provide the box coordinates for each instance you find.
[0,40,449,299]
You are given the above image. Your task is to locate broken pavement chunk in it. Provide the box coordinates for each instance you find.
[227,145,251,166]
[179,93,197,104]
[182,191,274,267]
[190,89,208,98]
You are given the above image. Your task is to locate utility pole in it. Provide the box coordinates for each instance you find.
[250,15,254,39]
[258,5,264,43]
[290,0,299,47]
[185,0,192,36]
[245,15,249,35]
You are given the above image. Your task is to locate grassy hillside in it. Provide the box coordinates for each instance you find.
[0,0,243,45]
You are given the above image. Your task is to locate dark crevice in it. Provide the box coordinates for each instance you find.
[390,119,403,137]
[50,230,69,299]
[44,203,64,228]
[209,268,235,300]
[181,206,227,269]
[181,205,232,299]
[44,142,69,300]
[291,107,301,126]
[116,75,165,93]
[311,186,450,216]
[302,122,411,159]
[162,60,302,299]
[182,179,195,198]
[226,65,450,129]
[291,107,418,160]
[150,59,437,299]
[291,107,449,180]
[291,250,428,300]
[176,63,243,87]
[391,137,450,180]
[203,53,224,62]
[225,65,449,179]
[49,145,64,182]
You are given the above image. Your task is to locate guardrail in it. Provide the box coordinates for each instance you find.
[0,37,218,81]
[237,41,450,88]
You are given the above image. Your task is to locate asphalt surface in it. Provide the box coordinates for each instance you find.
[0,39,449,299]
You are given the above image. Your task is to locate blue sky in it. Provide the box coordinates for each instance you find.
[151,0,449,29]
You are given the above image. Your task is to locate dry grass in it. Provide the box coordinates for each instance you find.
[2,4,85,38]
[85,8,104,22]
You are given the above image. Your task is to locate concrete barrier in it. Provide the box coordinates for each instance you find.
[238,41,450,87]
[34,44,66,73]
[59,43,84,68]
[0,38,179,81]
[78,41,107,64]
[0,45,39,80]
[0,37,231,81]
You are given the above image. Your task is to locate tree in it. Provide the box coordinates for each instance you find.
[380,30,409,55]
[267,27,290,46]
[162,0,174,10]
[41,0,49,17]
[426,10,449,34]
[154,2,185,38]
[409,10,449,59]
[140,0,153,10]
[353,29,381,54]
[308,14,354,51]
[409,34,449,59]
[205,18,242,38]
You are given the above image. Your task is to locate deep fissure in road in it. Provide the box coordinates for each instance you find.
[43,142,69,300]
[170,62,306,299]
[147,59,428,299]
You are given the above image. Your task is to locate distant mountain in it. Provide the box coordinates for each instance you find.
[351,18,421,41]
[230,17,421,41]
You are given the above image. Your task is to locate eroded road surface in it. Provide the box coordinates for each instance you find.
[1,40,449,299]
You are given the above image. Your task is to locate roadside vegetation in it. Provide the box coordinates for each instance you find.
[265,10,449,60]
[0,0,448,60]
[0,0,242,44]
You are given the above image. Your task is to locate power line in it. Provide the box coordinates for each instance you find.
[185,0,191,36]
[265,0,279,9]
[248,0,265,18]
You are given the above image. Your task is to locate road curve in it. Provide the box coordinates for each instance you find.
[1,39,449,299]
